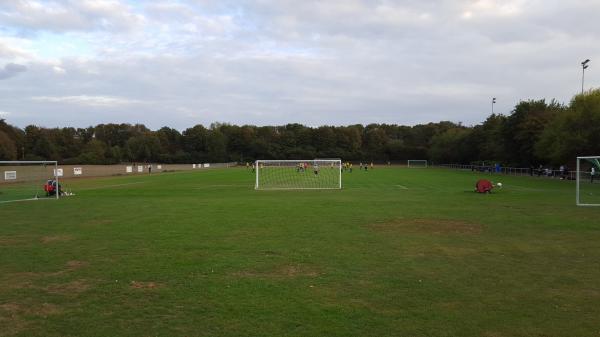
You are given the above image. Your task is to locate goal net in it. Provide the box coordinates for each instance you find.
[255,159,342,190]
[576,156,600,206]
[0,161,59,203]
[407,160,428,168]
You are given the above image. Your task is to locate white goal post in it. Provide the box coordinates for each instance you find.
[576,156,600,207]
[0,161,59,203]
[255,159,342,190]
[407,160,428,168]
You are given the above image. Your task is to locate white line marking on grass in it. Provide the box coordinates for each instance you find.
[0,197,55,204]
[78,182,146,191]
[395,184,409,189]
[505,184,557,192]
[194,184,250,189]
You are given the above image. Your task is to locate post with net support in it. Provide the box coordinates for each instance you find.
[255,160,259,190]
[54,161,59,200]
[576,156,600,207]
[339,160,342,189]
[577,157,580,206]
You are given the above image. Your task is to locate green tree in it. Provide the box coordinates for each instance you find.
[503,99,563,166]
[477,114,507,163]
[182,125,208,162]
[78,139,107,164]
[206,129,227,162]
[536,89,600,164]
[0,130,17,160]
[125,134,161,162]
[429,127,474,163]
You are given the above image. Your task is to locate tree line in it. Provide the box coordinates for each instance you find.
[1,89,599,167]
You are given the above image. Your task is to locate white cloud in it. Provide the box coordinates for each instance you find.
[0,63,27,79]
[0,0,145,33]
[52,65,66,74]
[0,0,598,129]
[31,95,144,107]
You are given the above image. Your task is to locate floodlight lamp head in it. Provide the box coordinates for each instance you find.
[582,59,590,65]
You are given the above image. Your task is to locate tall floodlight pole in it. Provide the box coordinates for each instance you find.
[492,97,496,114]
[582,59,590,94]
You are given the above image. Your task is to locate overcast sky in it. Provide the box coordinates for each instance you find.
[0,0,599,130]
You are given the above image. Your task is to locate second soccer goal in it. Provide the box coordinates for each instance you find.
[0,161,59,203]
[576,156,600,206]
[255,159,342,190]
[407,160,428,168]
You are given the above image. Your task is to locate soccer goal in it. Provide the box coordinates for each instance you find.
[576,156,600,206]
[0,161,59,203]
[407,160,428,168]
[255,159,342,190]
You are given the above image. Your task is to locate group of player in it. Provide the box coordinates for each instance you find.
[245,161,323,175]
[246,161,375,175]
[342,162,374,172]
[296,162,318,174]
[246,162,260,172]
[290,162,323,175]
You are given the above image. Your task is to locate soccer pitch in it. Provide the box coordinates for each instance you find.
[1,167,600,337]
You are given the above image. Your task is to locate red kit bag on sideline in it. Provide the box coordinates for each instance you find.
[475,179,494,193]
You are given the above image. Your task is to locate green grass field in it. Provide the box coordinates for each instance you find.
[1,167,600,337]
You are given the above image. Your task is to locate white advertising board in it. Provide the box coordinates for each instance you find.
[4,171,16,180]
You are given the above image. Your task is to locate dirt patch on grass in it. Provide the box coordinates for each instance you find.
[40,235,73,244]
[369,218,483,235]
[278,265,319,277]
[31,303,63,317]
[233,264,320,279]
[483,332,506,337]
[130,281,161,289]
[0,303,27,337]
[0,261,88,291]
[1,302,62,318]
[2,274,92,296]
[46,279,91,295]
[0,303,21,312]
[0,236,30,246]
[0,303,63,336]
[0,273,37,290]
[65,260,88,270]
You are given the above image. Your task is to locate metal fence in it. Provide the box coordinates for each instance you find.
[436,164,577,180]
